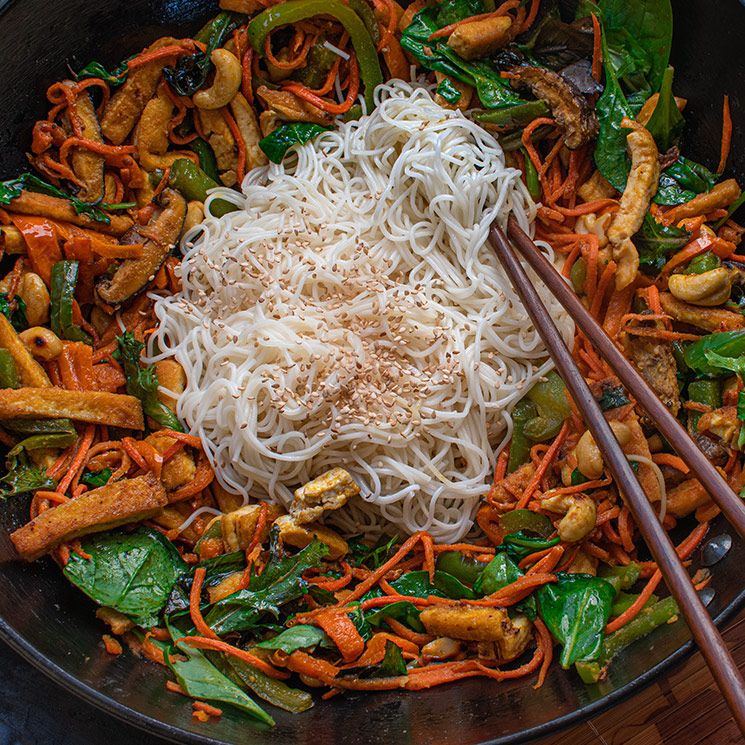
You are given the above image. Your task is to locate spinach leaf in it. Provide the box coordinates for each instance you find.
[683,330,745,376]
[365,600,424,632]
[164,12,238,96]
[64,527,186,627]
[390,570,476,600]
[0,444,56,497]
[655,156,719,206]
[349,604,373,641]
[77,59,130,87]
[436,78,463,105]
[498,531,561,561]
[633,211,691,274]
[0,177,24,206]
[259,123,331,164]
[348,533,400,569]
[117,332,184,432]
[80,468,113,489]
[598,0,673,92]
[400,8,525,109]
[0,293,27,332]
[645,66,684,152]
[474,552,537,619]
[537,573,615,668]
[256,624,328,653]
[375,640,407,677]
[205,540,328,635]
[168,644,274,725]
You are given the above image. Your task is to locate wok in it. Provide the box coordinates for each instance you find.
[0,0,744,742]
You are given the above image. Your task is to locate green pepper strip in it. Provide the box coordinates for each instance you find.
[687,379,721,430]
[507,399,537,473]
[0,349,19,389]
[435,551,488,586]
[498,509,553,538]
[168,159,237,218]
[190,138,221,183]
[247,0,384,112]
[520,146,541,201]
[50,261,92,345]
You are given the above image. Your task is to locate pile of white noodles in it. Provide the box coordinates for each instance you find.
[149,81,573,542]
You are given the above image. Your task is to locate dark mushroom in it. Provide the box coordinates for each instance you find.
[96,188,186,307]
[507,65,598,149]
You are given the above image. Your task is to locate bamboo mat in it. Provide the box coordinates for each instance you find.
[535,610,745,744]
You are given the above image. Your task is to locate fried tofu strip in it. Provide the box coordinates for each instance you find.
[608,118,659,289]
[11,473,167,560]
[0,388,144,429]
[0,315,51,387]
[6,191,132,236]
[659,292,745,332]
[101,37,181,145]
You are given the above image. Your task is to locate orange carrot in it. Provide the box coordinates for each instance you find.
[313,608,366,662]
[283,55,360,115]
[189,567,220,641]
[102,634,123,655]
[57,425,95,495]
[591,13,602,81]
[192,701,223,718]
[517,422,570,508]
[428,1,520,40]
[651,453,690,474]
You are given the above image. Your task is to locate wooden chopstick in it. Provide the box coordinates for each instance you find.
[506,214,745,540]
[488,221,745,737]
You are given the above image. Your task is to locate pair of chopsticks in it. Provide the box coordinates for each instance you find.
[489,215,745,735]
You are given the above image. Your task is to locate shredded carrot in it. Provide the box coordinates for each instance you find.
[384,617,433,647]
[57,426,95,495]
[221,107,247,183]
[717,94,732,174]
[308,561,353,591]
[282,54,360,114]
[102,634,123,655]
[521,0,541,32]
[428,1,520,41]
[517,422,570,508]
[166,680,187,695]
[651,453,690,474]
[189,567,220,641]
[192,701,223,718]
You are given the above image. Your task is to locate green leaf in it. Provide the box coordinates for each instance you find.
[64,527,186,627]
[348,534,400,570]
[0,293,27,332]
[0,445,56,497]
[21,172,111,224]
[655,156,719,206]
[117,332,184,431]
[683,330,745,376]
[77,59,130,87]
[633,211,691,274]
[474,552,536,619]
[400,8,524,109]
[537,573,615,668]
[205,539,328,635]
[645,66,684,152]
[597,384,631,411]
[498,531,561,561]
[365,600,424,632]
[702,350,745,377]
[390,570,476,600]
[50,261,92,344]
[168,644,274,725]
[259,123,331,164]
[256,624,327,653]
[375,640,408,677]
[0,177,25,206]
[435,0,484,27]
[436,78,463,105]
[80,468,113,489]
[224,656,313,713]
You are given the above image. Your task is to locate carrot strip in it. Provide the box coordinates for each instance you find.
[651,453,690,474]
[282,55,360,114]
[57,426,95,495]
[428,1,520,40]
[193,701,223,718]
[189,567,220,641]
[591,13,602,81]
[179,636,290,679]
[717,94,732,174]
[517,422,570,508]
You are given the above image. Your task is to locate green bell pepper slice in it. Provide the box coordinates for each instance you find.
[167,159,237,217]
[248,0,384,112]
[50,261,92,345]
[0,349,19,389]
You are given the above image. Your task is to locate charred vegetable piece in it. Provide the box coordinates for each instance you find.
[50,261,91,344]
[508,66,598,149]
[97,188,186,306]
[117,332,184,432]
[248,0,383,112]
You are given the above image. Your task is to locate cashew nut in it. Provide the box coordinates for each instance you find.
[540,493,597,543]
[574,421,631,480]
[668,267,733,307]
[421,637,462,660]
[574,211,612,249]
[19,326,63,361]
[181,200,205,239]
[17,272,50,326]
[193,49,242,110]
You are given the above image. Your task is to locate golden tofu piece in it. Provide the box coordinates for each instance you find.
[220,502,283,552]
[96,607,135,635]
[155,359,185,413]
[275,515,348,560]
[448,16,513,61]
[0,387,144,429]
[290,467,360,524]
[145,432,196,491]
[11,473,167,560]
[419,605,532,662]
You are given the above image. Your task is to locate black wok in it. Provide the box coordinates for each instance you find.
[0,0,744,742]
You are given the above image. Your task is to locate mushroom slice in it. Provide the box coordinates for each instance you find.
[97,188,186,306]
[508,65,598,149]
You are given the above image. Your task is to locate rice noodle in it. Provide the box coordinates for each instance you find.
[149,81,573,542]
